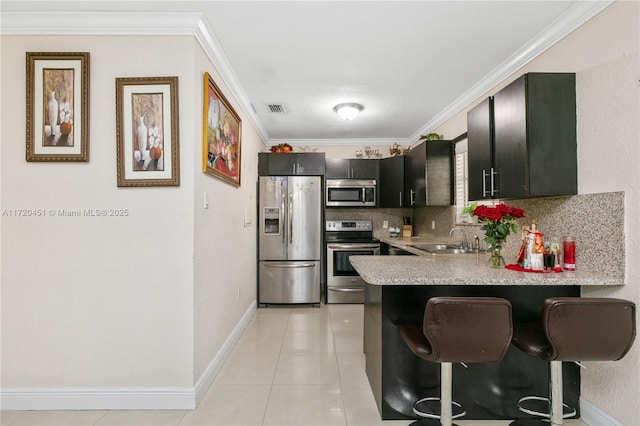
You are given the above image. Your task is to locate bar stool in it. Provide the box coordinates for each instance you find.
[510,297,636,426]
[398,297,513,426]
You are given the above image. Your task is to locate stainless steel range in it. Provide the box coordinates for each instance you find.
[325,220,380,304]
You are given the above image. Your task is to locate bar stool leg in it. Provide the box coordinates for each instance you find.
[550,361,563,426]
[441,362,452,426]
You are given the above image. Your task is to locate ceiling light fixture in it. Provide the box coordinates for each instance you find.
[334,103,364,121]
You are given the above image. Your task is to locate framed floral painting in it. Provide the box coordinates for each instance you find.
[202,72,242,187]
[115,76,180,187]
[26,52,90,162]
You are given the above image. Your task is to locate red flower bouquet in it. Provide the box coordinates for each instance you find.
[473,203,525,267]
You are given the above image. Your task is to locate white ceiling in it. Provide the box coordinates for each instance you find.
[1,1,612,145]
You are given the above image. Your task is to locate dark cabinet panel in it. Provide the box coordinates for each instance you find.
[325,159,351,178]
[258,152,326,176]
[405,140,453,207]
[379,156,405,208]
[493,75,529,198]
[467,73,576,200]
[467,97,493,200]
[407,142,427,207]
[326,158,378,179]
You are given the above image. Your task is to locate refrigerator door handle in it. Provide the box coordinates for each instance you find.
[281,191,286,245]
[289,192,293,244]
[264,263,316,269]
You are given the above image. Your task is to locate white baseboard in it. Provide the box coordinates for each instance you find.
[581,397,623,426]
[193,300,257,406]
[0,387,196,410]
[0,301,257,411]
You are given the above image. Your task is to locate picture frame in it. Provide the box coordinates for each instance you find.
[202,72,242,187]
[115,76,180,187]
[26,52,90,162]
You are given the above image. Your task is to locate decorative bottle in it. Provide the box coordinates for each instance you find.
[136,116,148,164]
[48,91,58,137]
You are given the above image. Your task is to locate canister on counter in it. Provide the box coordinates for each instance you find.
[563,237,576,270]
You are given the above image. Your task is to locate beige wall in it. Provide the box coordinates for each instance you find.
[1,35,196,389]
[0,34,266,407]
[193,41,265,384]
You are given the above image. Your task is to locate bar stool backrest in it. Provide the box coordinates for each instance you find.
[423,296,513,363]
[542,297,636,361]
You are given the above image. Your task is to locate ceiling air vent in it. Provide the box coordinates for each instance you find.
[265,103,287,114]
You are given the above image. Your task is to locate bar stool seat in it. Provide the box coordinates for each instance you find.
[398,297,513,426]
[510,297,636,426]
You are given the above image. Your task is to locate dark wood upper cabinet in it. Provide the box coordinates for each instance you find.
[379,156,405,208]
[325,158,378,179]
[258,152,326,176]
[467,73,577,200]
[405,140,454,207]
[467,97,494,201]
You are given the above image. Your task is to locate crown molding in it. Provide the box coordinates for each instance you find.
[408,0,614,143]
[272,138,410,147]
[0,10,271,145]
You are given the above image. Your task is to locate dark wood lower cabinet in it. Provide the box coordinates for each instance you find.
[364,284,580,421]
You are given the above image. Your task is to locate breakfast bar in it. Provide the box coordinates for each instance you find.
[349,252,624,421]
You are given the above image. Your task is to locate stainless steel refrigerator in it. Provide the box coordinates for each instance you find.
[258,176,322,305]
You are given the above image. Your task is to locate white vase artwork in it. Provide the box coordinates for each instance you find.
[136,116,148,168]
[48,91,58,138]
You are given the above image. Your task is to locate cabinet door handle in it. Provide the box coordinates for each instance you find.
[490,168,499,196]
[399,192,403,207]
[482,169,489,197]
[410,189,416,206]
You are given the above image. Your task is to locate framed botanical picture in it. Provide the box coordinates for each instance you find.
[202,72,242,187]
[26,52,90,162]
[115,76,180,187]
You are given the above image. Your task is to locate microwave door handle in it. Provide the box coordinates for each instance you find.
[362,187,366,204]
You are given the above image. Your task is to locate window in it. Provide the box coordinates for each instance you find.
[454,137,469,222]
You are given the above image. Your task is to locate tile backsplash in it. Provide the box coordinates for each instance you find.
[412,192,624,278]
[325,192,624,278]
[325,207,412,232]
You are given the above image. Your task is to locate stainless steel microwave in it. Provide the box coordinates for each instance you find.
[325,179,376,207]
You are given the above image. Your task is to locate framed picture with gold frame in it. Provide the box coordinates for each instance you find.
[115,76,180,187]
[202,72,242,187]
[26,52,90,162]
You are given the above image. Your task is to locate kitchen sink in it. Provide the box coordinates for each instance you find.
[412,243,476,254]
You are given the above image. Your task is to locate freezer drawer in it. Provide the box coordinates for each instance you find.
[259,261,320,305]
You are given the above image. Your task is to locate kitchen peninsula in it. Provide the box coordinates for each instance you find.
[349,246,624,421]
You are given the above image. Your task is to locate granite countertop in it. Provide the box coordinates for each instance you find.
[350,235,624,286]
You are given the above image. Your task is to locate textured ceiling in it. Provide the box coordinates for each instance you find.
[2,1,612,145]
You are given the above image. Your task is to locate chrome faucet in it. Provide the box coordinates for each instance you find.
[449,227,470,250]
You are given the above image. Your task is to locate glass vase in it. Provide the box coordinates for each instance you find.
[488,242,505,268]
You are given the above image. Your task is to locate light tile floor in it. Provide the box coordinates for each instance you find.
[1,304,587,426]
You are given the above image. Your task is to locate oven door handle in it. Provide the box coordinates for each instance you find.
[264,263,316,269]
[328,287,364,293]
[327,243,380,249]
